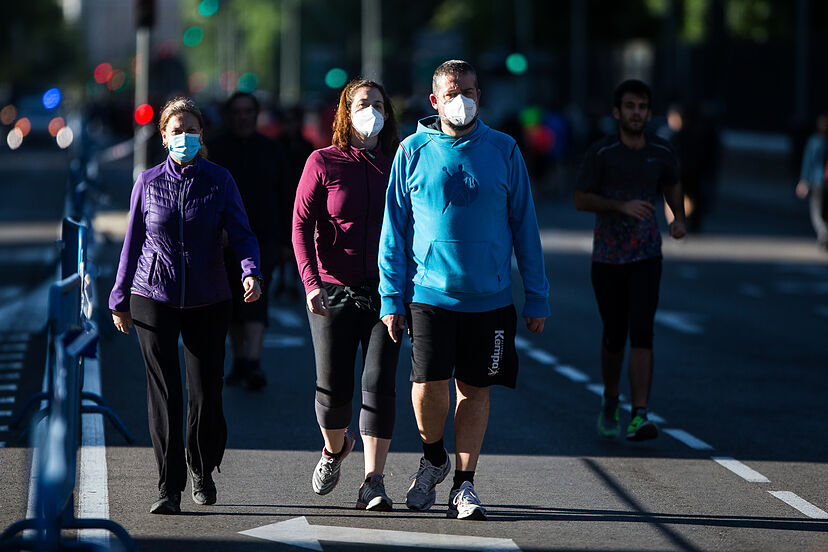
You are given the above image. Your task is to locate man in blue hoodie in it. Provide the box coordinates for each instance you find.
[379,60,550,521]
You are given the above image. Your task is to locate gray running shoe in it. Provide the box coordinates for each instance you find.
[312,429,355,495]
[405,452,451,511]
[356,474,393,511]
[447,481,488,520]
[188,465,217,505]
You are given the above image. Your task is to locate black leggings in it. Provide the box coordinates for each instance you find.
[590,258,662,352]
[130,295,230,494]
[307,283,400,439]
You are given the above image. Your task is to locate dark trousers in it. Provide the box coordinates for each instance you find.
[130,295,231,493]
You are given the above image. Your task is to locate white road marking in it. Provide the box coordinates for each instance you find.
[0,362,23,371]
[712,457,770,483]
[0,383,18,391]
[0,442,5,447]
[586,383,604,396]
[0,410,12,417]
[655,310,704,335]
[78,357,110,546]
[0,353,25,361]
[0,425,8,431]
[738,283,764,298]
[0,397,14,404]
[263,334,305,348]
[269,306,304,329]
[513,335,531,350]
[0,372,20,381]
[240,516,522,551]
[526,348,557,365]
[768,491,828,519]
[618,402,666,424]
[554,365,589,382]
[664,429,714,450]
[0,343,27,352]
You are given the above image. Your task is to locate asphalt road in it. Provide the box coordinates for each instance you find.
[1,146,827,551]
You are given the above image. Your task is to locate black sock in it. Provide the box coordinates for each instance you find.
[633,407,648,419]
[324,435,348,459]
[452,470,474,491]
[422,438,447,466]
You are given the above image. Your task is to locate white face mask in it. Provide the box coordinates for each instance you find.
[351,106,385,139]
[443,94,477,127]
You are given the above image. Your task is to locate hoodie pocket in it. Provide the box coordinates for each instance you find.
[419,240,501,295]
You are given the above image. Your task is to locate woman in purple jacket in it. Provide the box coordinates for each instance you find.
[110,97,262,515]
[292,80,400,510]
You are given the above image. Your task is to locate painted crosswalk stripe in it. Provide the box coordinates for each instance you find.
[768,491,828,519]
[0,362,23,371]
[0,410,11,417]
[586,383,604,396]
[712,457,770,483]
[0,425,7,431]
[554,365,589,382]
[0,373,20,381]
[618,402,666,424]
[0,343,27,352]
[664,428,714,450]
[0,442,5,447]
[269,306,304,329]
[0,353,24,361]
[526,348,557,365]
[0,396,14,404]
[0,383,17,392]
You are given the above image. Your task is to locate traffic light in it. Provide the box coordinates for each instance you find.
[136,0,155,28]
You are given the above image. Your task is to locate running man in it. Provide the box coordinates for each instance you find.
[574,79,686,441]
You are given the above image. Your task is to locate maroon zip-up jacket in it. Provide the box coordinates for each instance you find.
[292,144,392,293]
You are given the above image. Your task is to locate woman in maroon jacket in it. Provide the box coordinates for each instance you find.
[292,79,400,510]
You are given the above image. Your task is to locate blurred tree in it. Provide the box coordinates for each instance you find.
[0,0,82,94]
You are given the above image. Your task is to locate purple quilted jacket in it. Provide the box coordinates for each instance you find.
[109,155,261,312]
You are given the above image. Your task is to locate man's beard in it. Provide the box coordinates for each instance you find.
[620,118,645,136]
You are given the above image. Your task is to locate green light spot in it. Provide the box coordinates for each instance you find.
[238,72,259,93]
[198,0,219,17]
[519,106,543,127]
[506,53,528,75]
[183,27,204,47]
[324,68,348,89]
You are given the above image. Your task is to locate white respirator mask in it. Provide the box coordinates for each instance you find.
[444,94,477,127]
[351,106,385,138]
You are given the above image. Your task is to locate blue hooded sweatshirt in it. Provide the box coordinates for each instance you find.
[379,116,550,318]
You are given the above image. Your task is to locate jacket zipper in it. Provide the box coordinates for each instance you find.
[362,153,370,282]
[179,177,186,307]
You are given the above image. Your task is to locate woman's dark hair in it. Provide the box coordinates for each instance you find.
[331,79,399,156]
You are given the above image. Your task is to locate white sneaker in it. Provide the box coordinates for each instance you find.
[405,452,451,511]
[447,481,487,520]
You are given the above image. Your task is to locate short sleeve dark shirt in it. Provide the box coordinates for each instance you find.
[576,133,679,264]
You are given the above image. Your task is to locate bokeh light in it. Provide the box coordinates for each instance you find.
[42,88,62,110]
[188,72,208,93]
[519,105,543,127]
[183,26,204,47]
[94,62,113,84]
[198,0,219,17]
[505,53,528,75]
[238,72,258,93]
[7,128,23,150]
[0,105,17,125]
[15,118,31,137]
[56,126,74,149]
[134,104,154,125]
[220,70,238,92]
[48,117,66,137]
[158,39,179,59]
[107,69,127,91]
[324,68,348,89]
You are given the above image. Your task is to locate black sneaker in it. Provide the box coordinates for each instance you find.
[149,489,181,515]
[246,360,267,390]
[188,466,217,505]
[225,358,248,386]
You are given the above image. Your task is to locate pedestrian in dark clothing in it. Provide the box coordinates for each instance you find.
[796,112,828,250]
[110,97,263,515]
[208,91,286,389]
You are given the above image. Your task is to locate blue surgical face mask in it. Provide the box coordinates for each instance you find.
[168,132,201,163]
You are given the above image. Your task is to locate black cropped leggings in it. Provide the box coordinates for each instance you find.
[306,284,400,439]
[130,295,230,494]
[590,257,662,352]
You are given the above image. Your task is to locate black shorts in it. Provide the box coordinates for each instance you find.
[406,303,519,388]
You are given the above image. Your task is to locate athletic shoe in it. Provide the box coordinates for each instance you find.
[312,429,356,495]
[149,489,181,515]
[626,415,659,441]
[356,474,393,511]
[447,481,488,520]
[597,397,620,439]
[225,358,247,386]
[405,452,451,511]
[188,466,217,505]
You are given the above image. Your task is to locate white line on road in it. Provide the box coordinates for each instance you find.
[0,362,23,371]
[0,353,25,361]
[526,348,557,365]
[0,343,27,352]
[0,410,12,417]
[0,442,5,447]
[78,357,111,546]
[586,383,604,396]
[712,457,770,483]
[0,425,8,431]
[0,383,17,391]
[768,491,828,519]
[664,428,714,450]
[618,402,666,424]
[0,372,20,381]
[554,365,589,382]
[263,334,305,348]
[0,396,14,404]
[655,310,704,335]
[269,306,304,329]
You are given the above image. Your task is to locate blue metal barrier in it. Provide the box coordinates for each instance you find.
[0,216,137,551]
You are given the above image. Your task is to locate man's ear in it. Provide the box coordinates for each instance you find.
[429,94,438,111]
[612,106,620,120]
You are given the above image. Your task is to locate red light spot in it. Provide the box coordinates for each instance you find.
[94,63,113,84]
[135,104,154,125]
[48,117,66,137]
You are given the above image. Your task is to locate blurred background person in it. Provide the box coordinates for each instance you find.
[208,91,287,389]
[292,79,401,510]
[109,97,263,514]
[795,112,828,250]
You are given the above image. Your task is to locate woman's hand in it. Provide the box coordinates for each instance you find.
[112,311,133,334]
[306,287,329,316]
[243,276,262,302]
